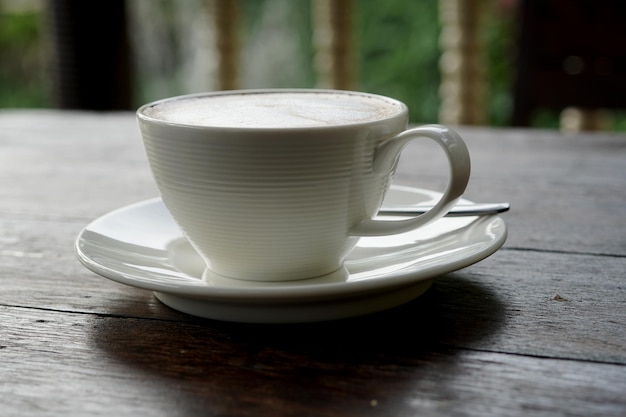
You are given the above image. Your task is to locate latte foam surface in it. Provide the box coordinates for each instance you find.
[143,92,403,128]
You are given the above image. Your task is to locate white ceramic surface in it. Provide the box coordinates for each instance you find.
[137,89,471,281]
[75,186,507,323]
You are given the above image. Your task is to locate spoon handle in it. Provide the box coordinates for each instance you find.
[378,202,510,217]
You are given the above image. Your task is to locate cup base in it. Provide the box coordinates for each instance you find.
[201,265,350,286]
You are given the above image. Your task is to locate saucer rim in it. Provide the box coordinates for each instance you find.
[75,186,507,303]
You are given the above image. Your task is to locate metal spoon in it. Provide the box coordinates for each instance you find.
[378,202,510,217]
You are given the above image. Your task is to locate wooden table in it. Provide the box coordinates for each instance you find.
[2,110,625,416]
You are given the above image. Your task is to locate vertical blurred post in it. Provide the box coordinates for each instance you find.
[47,0,132,110]
[210,0,239,90]
[312,0,356,90]
[438,0,487,125]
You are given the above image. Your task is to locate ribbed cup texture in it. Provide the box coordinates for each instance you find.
[139,121,402,281]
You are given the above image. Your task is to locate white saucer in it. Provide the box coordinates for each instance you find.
[75,186,507,323]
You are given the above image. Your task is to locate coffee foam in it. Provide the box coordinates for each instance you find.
[143,92,403,128]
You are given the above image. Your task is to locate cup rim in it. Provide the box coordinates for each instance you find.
[136,88,409,132]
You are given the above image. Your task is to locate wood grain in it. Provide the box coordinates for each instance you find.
[1,111,625,416]
[1,216,625,364]
[2,306,625,417]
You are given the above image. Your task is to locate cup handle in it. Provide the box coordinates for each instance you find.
[351,124,471,237]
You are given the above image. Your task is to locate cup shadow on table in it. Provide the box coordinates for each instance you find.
[216,274,506,351]
[90,271,506,368]
[89,273,507,413]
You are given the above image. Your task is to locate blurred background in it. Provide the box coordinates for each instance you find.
[1,0,625,131]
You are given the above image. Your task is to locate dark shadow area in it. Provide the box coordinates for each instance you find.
[208,274,505,355]
[87,273,506,414]
[90,271,506,366]
[47,0,133,110]
[511,0,626,127]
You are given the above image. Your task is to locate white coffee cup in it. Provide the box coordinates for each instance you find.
[137,89,470,282]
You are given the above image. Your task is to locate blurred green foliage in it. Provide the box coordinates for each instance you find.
[2,0,620,130]
[356,0,441,124]
[0,4,48,107]
[0,0,513,126]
